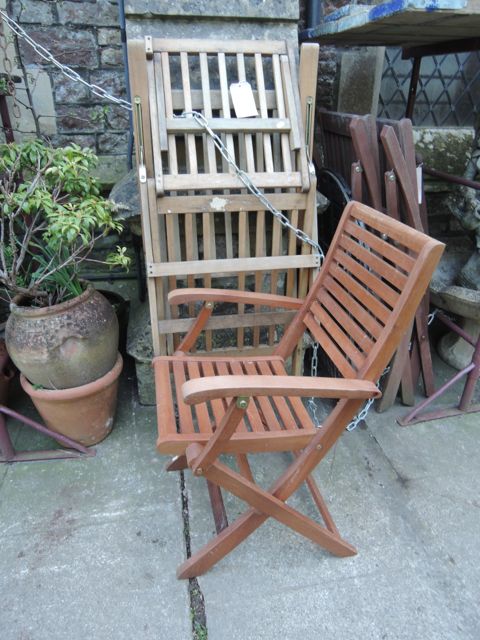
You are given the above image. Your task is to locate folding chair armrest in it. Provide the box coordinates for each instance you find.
[182,375,381,405]
[168,288,303,309]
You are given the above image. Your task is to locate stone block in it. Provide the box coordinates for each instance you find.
[92,154,129,188]
[11,0,53,23]
[100,47,124,68]
[90,70,126,104]
[337,47,385,116]
[56,105,100,133]
[126,19,298,43]
[98,28,122,46]
[106,105,131,130]
[127,301,155,405]
[27,68,57,135]
[414,128,474,176]
[98,131,129,154]
[57,0,119,27]
[19,27,97,69]
[50,133,97,149]
[125,0,298,20]
[53,72,91,103]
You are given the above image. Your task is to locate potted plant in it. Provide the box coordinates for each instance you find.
[0,139,130,444]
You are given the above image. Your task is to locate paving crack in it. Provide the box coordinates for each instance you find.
[180,471,208,640]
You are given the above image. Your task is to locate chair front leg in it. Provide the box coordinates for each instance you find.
[179,446,356,579]
[177,399,363,579]
[187,397,249,476]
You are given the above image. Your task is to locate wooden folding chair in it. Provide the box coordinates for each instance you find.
[154,201,444,578]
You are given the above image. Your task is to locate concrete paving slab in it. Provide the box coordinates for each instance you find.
[2,340,479,640]
[185,415,480,640]
[0,368,190,640]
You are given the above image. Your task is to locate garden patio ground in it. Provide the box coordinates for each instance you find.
[0,330,479,639]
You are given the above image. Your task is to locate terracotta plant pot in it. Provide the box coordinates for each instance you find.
[20,354,123,446]
[6,285,119,390]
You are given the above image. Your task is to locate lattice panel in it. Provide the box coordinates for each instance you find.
[378,46,480,126]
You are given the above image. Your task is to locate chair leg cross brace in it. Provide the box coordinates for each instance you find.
[178,443,356,579]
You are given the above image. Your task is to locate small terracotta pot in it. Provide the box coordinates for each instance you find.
[20,353,123,446]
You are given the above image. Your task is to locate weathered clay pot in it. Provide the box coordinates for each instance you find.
[5,285,119,390]
[20,353,123,446]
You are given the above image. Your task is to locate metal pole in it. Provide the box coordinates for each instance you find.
[118,0,133,170]
[306,0,322,29]
[405,57,421,121]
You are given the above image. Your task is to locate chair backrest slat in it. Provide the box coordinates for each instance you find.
[303,313,357,378]
[276,201,444,381]
[333,248,399,309]
[322,274,384,340]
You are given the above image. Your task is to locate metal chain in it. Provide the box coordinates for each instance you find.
[305,331,390,432]
[177,110,325,260]
[0,9,132,111]
[427,309,438,325]
[346,366,390,432]
[307,341,321,428]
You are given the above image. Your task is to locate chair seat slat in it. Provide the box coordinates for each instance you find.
[243,362,283,431]
[215,361,248,432]
[269,360,314,429]
[187,361,213,433]
[154,360,177,434]
[172,361,195,433]
[256,360,300,430]
[201,361,228,432]
[230,361,264,432]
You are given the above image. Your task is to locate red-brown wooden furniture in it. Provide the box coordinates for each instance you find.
[153,201,444,578]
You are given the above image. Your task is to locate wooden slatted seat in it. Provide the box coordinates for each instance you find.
[154,355,319,454]
[153,201,444,579]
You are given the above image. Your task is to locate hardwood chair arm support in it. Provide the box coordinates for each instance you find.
[168,288,304,309]
[182,375,381,405]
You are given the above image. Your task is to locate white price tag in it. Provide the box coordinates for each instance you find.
[416,165,423,204]
[229,82,258,118]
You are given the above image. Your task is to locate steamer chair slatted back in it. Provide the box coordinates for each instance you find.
[127,38,319,358]
[153,201,444,579]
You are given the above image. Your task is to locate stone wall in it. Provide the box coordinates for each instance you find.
[124,1,299,44]
[2,0,128,186]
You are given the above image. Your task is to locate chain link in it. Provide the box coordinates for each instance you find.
[427,309,438,325]
[346,366,390,432]
[0,9,132,111]
[307,342,321,428]
[306,323,391,432]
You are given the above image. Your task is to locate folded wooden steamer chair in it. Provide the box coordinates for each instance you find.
[129,38,444,578]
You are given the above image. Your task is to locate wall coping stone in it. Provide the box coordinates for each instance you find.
[125,0,298,21]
